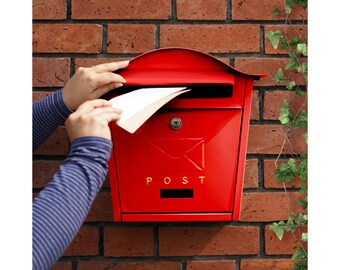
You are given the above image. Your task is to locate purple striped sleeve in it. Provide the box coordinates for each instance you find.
[33,89,73,152]
[32,136,112,270]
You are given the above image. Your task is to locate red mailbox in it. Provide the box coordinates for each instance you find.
[106,48,264,222]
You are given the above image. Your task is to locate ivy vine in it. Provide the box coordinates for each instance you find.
[265,1,308,269]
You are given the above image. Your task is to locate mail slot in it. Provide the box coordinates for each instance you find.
[105,48,264,222]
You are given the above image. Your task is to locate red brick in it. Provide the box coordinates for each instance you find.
[265,25,308,54]
[241,192,290,222]
[241,192,305,222]
[234,58,307,86]
[160,25,260,53]
[232,0,307,20]
[34,127,69,156]
[251,90,259,120]
[33,91,53,103]
[72,0,171,20]
[63,227,99,256]
[240,259,295,270]
[159,226,259,256]
[265,225,307,255]
[263,90,307,120]
[52,262,72,270]
[264,159,305,188]
[187,260,235,270]
[244,159,259,188]
[33,161,63,188]
[33,0,66,20]
[77,261,181,270]
[104,227,154,257]
[176,0,227,20]
[33,24,102,53]
[107,25,156,54]
[85,192,113,222]
[248,125,307,154]
[33,58,70,87]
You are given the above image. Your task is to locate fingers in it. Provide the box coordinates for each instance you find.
[92,60,129,73]
[95,82,124,97]
[94,72,126,87]
[76,99,113,114]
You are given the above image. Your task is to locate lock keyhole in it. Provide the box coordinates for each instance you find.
[170,117,182,130]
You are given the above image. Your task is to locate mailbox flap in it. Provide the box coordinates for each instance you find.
[116,48,264,86]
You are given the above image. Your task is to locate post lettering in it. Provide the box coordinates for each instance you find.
[182,176,188,184]
[146,177,153,186]
[164,177,171,185]
[198,176,205,184]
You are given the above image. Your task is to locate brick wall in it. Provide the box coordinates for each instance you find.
[32,0,307,269]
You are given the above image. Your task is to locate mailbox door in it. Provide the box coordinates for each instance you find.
[111,108,242,214]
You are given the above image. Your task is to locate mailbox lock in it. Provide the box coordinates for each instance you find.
[170,117,182,130]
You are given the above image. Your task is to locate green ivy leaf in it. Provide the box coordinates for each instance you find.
[272,8,282,15]
[266,30,283,49]
[275,158,298,182]
[297,197,308,209]
[292,246,306,260]
[297,43,308,56]
[294,259,307,270]
[299,154,308,180]
[286,81,296,90]
[284,4,292,14]
[272,68,287,83]
[270,222,285,240]
[294,110,308,129]
[299,184,307,194]
[302,232,308,241]
[303,133,308,143]
[296,89,305,96]
[279,99,295,127]
[296,0,307,8]
[285,53,300,70]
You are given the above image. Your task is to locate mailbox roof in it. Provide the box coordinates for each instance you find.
[117,47,265,86]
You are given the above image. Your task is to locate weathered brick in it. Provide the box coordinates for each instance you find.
[248,125,306,154]
[104,227,154,257]
[63,227,99,256]
[107,25,156,53]
[72,0,171,20]
[85,192,113,222]
[33,24,102,53]
[263,90,307,120]
[187,260,235,270]
[33,0,66,20]
[52,262,72,270]
[160,25,260,53]
[33,91,53,103]
[33,58,70,87]
[264,159,305,188]
[265,225,307,255]
[244,159,259,188]
[176,0,227,20]
[232,0,307,20]
[33,127,69,156]
[33,161,63,188]
[235,58,307,86]
[240,259,295,270]
[265,25,308,54]
[241,192,305,222]
[77,261,181,270]
[159,226,259,256]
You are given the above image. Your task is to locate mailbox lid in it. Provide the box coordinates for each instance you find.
[111,108,242,214]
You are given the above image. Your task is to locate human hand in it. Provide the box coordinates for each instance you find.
[65,99,122,142]
[62,60,129,110]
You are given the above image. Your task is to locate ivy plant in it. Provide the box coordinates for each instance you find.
[265,1,308,269]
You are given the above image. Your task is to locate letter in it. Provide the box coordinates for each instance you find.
[146,177,153,186]
[198,176,205,184]
[164,177,171,185]
[182,176,188,184]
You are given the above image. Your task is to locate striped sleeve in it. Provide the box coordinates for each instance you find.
[33,89,73,152]
[32,136,112,270]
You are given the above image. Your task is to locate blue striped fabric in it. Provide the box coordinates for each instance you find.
[32,90,113,270]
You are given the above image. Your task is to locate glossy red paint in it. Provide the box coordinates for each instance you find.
[106,48,264,222]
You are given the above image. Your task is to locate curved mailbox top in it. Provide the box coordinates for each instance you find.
[116,47,265,86]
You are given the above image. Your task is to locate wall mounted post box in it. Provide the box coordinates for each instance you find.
[106,48,264,222]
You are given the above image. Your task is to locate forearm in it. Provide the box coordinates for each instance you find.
[32,137,112,270]
[33,89,72,151]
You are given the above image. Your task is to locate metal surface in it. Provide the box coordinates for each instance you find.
[107,47,264,222]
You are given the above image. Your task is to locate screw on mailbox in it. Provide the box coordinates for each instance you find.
[170,117,182,130]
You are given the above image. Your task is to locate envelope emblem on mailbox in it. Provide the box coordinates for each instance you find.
[148,138,205,171]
